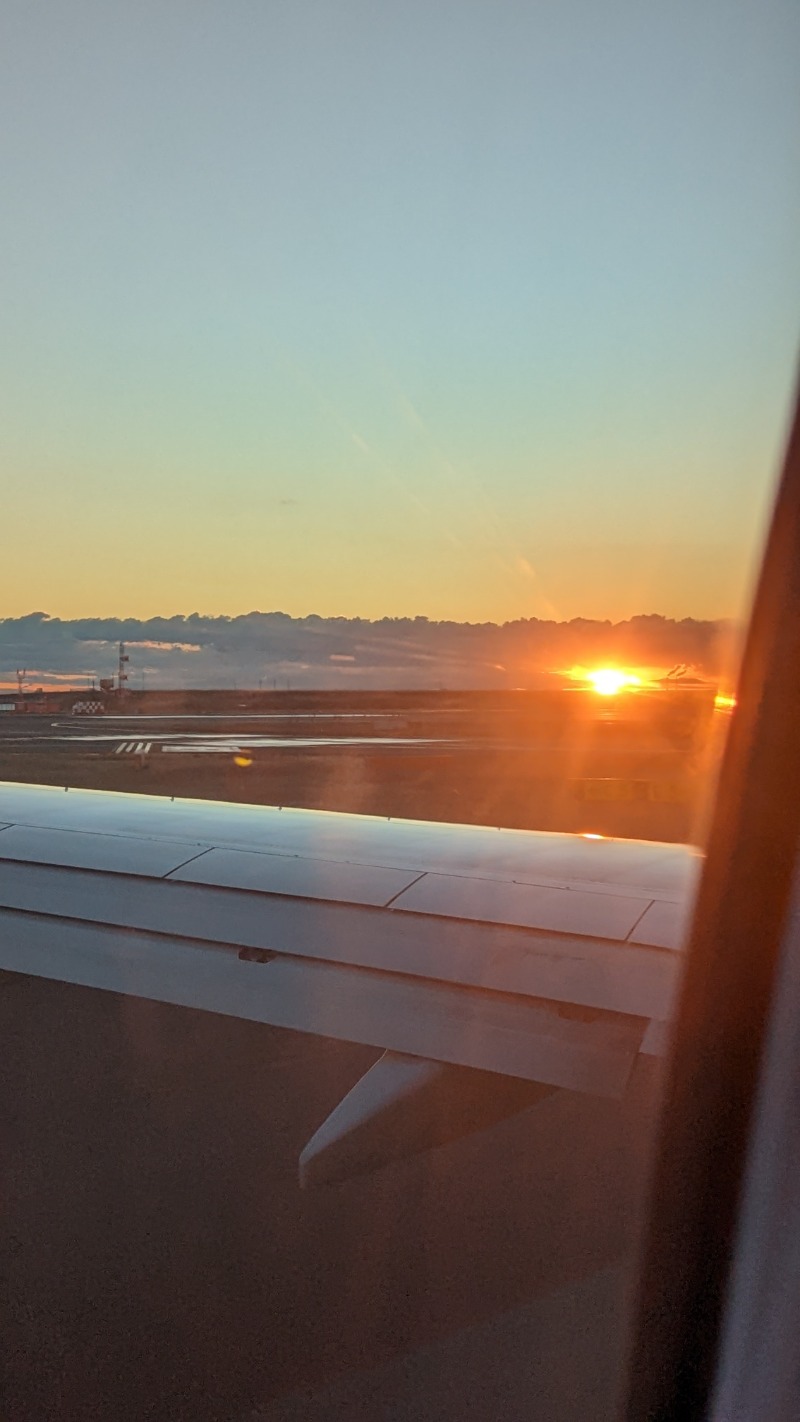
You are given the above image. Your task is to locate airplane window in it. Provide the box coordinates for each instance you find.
[0,3,798,1418]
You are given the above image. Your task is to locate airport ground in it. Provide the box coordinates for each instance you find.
[0,686,725,843]
[0,690,711,1417]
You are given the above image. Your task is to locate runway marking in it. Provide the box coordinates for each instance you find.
[115,741,153,755]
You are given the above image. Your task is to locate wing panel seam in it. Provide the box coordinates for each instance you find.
[382,870,427,908]
[162,846,215,878]
[624,899,658,942]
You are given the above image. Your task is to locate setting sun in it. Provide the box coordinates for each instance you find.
[588,668,641,696]
[564,664,646,695]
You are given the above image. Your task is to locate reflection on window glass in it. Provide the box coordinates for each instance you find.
[0,3,798,1419]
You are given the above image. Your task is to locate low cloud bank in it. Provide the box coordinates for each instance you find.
[0,611,739,691]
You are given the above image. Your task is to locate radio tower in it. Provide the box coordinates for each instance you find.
[118,642,130,695]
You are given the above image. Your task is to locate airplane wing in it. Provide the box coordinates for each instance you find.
[0,780,698,1183]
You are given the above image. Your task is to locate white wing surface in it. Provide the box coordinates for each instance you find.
[0,782,698,1180]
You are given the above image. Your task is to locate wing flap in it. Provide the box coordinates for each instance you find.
[0,860,680,1020]
[0,907,645,1096]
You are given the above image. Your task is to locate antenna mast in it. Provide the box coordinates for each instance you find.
[118,642,129,695]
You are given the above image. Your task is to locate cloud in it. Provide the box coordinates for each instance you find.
[0,610,739,690]
[133,640,202,652]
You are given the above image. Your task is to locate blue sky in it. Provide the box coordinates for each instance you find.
[1,0,798,622]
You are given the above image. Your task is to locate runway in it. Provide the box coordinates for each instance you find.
[0,710,456,750]
[0,708,712,842]
[0,706,693,759]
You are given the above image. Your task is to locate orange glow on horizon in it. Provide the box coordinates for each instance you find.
[589,668,641,696]
[565,665,644,696]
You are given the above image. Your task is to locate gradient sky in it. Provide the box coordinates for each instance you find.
[1,1,799,624]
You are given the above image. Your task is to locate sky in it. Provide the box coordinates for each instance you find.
[1,0,799,625]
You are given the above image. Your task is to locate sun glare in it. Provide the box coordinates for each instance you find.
[564,664,645,695]
[587,668,641,696]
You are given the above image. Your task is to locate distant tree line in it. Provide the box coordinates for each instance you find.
[0,610,739,689]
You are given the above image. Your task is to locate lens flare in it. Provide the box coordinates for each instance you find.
[563,664,647,694]
[587,668,641,696]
